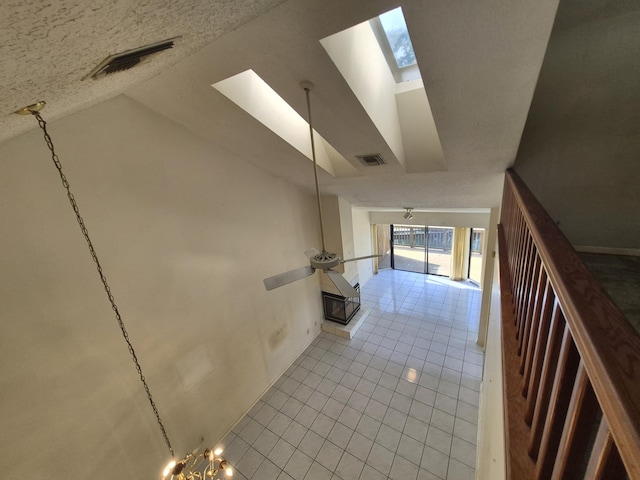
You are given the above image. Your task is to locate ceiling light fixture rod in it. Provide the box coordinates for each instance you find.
[302,81,327,253]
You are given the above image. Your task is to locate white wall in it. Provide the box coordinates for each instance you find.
[318,195,346,294]
[315,197,376,294]
[352,207,375,286]
[476,241,506,480]
[0,95,324,478]
[477,208,500,347]
[369,210,490,228]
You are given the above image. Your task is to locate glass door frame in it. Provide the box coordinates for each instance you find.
[390,224,454,276]
[468,227,485,285]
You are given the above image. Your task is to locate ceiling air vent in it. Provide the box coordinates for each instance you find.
[83,37,181,80]
[356,154,386,167]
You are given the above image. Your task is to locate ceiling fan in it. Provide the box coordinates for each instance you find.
[263,81,380,298]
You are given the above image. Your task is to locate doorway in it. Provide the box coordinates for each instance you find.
[390,225,453,276]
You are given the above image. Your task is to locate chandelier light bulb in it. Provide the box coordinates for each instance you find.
[163,460,176,477]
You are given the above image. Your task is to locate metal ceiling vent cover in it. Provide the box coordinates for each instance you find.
[83,37,181,80]
[356,153,386,166]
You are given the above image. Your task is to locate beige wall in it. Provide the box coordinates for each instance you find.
[351,207,375,286]
[514,4,640,249]
[476,244,506,480]
[369,211,490,229]
[0,95,324,478]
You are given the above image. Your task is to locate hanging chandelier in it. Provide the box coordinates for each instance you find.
[16,101,233,480]
[162,448,233,479]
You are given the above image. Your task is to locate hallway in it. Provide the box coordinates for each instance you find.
[219,269,483,479]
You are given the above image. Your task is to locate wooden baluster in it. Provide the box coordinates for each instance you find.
[511,208,524,281]
[521,264,547,378]
[515,234,531,335]
[502,184,515,244]
[509,214,522,301]
[519,253,541,356]
[516,233,533,333]
[501,188,510,231]
[498,223,537,480]
[509,208,522,276]
[522,275,553,398]
[505,195,518,264]
[533,325,580,480]
[584,418,627,480]
[506,203,517,274]
[512,215,527,306]
[550,361,600,480]
[527,301,563,429]
[522,241,537,324]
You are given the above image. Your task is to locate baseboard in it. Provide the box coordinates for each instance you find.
[574,245,640,256]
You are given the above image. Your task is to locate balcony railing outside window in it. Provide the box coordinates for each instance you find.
[392,226,452,250]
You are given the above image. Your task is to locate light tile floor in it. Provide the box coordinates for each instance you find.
[221,269,483,480]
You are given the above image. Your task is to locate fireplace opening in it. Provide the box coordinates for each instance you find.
[322,284,360,325]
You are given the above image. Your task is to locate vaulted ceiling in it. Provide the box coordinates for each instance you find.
[1,0,560,208]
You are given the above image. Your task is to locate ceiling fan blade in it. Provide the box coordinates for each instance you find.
[264,265,315,291]
[304,247,321,258]
[340,254,382,264]
[325,269,360,298]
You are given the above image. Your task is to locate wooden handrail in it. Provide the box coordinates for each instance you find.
[499,169,640,479]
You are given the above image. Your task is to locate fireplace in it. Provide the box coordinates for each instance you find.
[322,284,360,325]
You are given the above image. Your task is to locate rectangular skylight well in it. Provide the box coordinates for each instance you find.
[212,70,359,178]
[321,10,445,173]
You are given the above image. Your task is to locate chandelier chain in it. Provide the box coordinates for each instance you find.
[32,111,174,458]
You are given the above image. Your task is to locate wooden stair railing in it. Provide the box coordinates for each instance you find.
[498,169,640,480]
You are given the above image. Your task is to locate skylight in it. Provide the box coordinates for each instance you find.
[370,7,420,83]
[378,7,416,69]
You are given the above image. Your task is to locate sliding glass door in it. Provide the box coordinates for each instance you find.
[390,225,453,276]
[390,225,426,273]
[426,227,453,276]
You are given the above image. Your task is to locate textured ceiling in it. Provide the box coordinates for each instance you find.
[1,0,561,209]
[1,0,285,141]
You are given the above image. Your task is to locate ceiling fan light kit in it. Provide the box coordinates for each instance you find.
[263,82,380,299]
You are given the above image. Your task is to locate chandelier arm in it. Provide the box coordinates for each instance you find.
[31,111,175,458]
